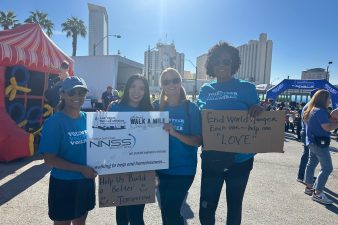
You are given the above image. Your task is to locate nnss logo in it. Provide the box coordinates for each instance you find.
[89,134,136,149]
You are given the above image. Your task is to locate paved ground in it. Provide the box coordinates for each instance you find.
[1,133,337,225]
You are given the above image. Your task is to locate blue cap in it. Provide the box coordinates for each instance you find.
[61,76,88,92]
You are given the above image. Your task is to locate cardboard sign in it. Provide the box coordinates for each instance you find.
[202,110,284,153]
[98,171,156,207]
[86,112,169,175]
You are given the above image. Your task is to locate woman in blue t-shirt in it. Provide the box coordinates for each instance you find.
[109,74,153,225]
[39,76,97,224]
[155,68,202,225]
[303,90,338,205]
[197,42,263,225]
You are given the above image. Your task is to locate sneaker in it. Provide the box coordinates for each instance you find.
[297,178,306,185]
[312,192,333,205]
[304,187,314,196]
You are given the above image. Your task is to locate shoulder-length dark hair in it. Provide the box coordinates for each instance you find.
[205,41,241,77]
[303,89,330,122]
[119,74,153,111]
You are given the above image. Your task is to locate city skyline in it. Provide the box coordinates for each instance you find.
[1,0,337,85]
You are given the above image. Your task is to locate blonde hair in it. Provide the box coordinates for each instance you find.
[159,68,187,110]
[303,89,330,122]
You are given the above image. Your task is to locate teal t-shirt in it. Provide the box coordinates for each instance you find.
[39,111,88,180]
[156,101,202,175]
[197,78,259,163]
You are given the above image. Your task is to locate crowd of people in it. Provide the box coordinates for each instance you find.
[38,41,337,225]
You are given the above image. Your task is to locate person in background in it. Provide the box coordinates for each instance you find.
[109,74,153,225]
[101,85,114,111]
[296,89,318,183]
[39,76,97,225]
[155,68,202,225]
[45,60,70,109]
[303,90,338,205]
[197,41,263,225]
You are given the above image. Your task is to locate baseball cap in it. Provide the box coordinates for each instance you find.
[61,76,88,92]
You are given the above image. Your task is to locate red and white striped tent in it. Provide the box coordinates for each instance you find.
[0,23,73,161]
[0,23,73,74]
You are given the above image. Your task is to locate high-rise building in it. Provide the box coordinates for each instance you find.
[301,68,328,80]
[88,3,108,56]
[237,33,273,84]
[196,53,208,80]
[144,42,184,87]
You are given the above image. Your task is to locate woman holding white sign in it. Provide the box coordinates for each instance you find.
[155,68,202,225]
[109,74,153,225]
[39,76,97,225]
[197,42,263,225]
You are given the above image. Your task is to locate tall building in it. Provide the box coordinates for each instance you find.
[196,53,208,80]
[88,3,108,56]
[301,68,328,80]
[237,33,273,84]
[196,33,273,84]
[144,42,184,87]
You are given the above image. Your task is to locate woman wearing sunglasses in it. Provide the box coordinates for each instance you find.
[109,74,153,225]
[155,68,202,225]
[197,42,263,225]
[39,76,97,225]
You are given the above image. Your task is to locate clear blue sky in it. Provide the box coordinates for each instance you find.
[2,0,338,84]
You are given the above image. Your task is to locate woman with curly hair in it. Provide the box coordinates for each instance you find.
[197,41,263,225]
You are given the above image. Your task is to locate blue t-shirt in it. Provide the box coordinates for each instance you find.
[307,107,330,143]
[39,111,88,180]
[109,103,140,112]
[197,78,259,163]
[156,101,202,175]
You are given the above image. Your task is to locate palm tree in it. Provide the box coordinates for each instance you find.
[61,17,87,56]
[0,11,19,30]
[25,10,54,37]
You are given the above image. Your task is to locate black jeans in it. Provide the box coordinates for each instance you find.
[157,173,195,225]
[116,204,145,225]
[199,158,254,225]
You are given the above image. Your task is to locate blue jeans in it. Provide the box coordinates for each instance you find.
[304,143,333,192]
[199,158,253,225]
[157,173,195,225]
[297,144,309,180]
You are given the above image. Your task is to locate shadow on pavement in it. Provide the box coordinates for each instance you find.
[329,147,338,153]
[0,162,50,206]
[323,187,338,214]
[0,152,43,180]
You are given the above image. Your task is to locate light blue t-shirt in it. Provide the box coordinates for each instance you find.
[307,107,330,144]
[156,101,202,175]
[39,111,87,180]
[197,78,259,163]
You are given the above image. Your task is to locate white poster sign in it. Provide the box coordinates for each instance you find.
[87,111,169,175]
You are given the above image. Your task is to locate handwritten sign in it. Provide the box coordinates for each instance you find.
[202,110,284,153]
[86,112,169,175]
[98,171,156,207]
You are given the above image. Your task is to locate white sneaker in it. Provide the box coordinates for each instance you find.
[312,192,333,205]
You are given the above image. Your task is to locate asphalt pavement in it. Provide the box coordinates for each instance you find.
[1,132,337,225]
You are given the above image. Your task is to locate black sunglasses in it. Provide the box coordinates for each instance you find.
[67,88,87,97]
[215,58,232,66]
[162,77,181,86]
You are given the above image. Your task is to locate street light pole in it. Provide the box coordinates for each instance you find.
[326,61,333,81]
[185,59,198,101]
[93,34,121,56]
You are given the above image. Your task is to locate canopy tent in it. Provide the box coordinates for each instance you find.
[0,23,73,161]
[266,79,338,109]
